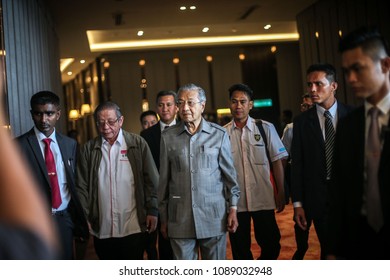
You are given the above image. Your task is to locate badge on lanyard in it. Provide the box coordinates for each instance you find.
[254,134,261,142]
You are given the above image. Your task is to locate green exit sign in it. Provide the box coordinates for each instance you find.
[253,99,273,108]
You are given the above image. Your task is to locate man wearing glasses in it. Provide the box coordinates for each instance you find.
[76,101,159,259]
[158,83,240,260]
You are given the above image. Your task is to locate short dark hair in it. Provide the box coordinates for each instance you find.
[30,91,60,109]
[228,83,253,100]
[140,110,157,123]
[93,101,122,121]
[156,90,177,104]
[306,63,337,83]
[338,26,389,61]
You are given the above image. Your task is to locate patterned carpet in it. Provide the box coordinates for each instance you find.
[80,203,320,260]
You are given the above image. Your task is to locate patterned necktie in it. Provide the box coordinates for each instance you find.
[366,107,383,232]
[324,111,335,179]
[43,138,62,209]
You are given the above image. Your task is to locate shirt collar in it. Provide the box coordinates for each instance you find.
[160,119,176,131]
[34,126,57,143]
[232,116,253,131]
[102,128,123,146]
[364,92,390,116]
[316,100,338,118]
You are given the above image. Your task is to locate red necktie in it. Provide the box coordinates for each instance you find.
[43,138,62,209]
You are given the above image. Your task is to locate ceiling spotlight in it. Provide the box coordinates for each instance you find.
[180,6,186,11]
[137,30,144,36]
[139,59,146,66]
[67,71,73,76]
[264,24,271,30]
[271,46,277,53]
[239,54,245,60]
[190,6,196,10]
[202,27,209,33]
[80,59,86,64]
[206,55,213,62]
[173,58,180,64]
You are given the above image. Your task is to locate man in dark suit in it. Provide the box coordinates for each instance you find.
[291,63,353,259]
[328,26,390,259]
[140,90,178,259]
[16,91,88,259]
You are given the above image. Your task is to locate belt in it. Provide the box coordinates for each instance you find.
[52,209,68,216]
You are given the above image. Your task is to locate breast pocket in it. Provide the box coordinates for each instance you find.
[251,143,267,165]
[200,147,219,170]
[168,149,187,172]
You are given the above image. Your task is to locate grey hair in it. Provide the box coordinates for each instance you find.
[93,101,122,121]
[177,83,207,103]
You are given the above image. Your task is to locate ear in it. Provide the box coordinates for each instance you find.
[249,100,254,110]
[381,57,390,73]
[331,81,338,92]
[56,109,61,120]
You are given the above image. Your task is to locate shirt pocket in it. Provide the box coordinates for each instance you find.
[168,148,187,173]
[251,143,267,165]
[200,147,219,170]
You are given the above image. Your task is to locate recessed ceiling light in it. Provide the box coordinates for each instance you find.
[80,59,86,64]
[239,54,245,60]
[264,24,271,30]
[206,55,213,62]
[190,6,196,10]
[202,27,209,33]
[180,6,186,11]
[137,30,144,36]
[67,71,73,76]
[173,58,180,64]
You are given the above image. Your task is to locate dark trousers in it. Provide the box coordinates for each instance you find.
[293,214,328,259]
[158,229,173,259]
[53,211,74,260]
[144,218,173,259]
[229,210,281,260]
[94,232,146,260]
[343,217,389,260]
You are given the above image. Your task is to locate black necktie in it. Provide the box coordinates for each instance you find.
[366,107,383,232]
[324,111,335,179]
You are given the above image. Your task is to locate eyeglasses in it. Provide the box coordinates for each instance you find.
[96,118,119,127]
[177,100,202,108]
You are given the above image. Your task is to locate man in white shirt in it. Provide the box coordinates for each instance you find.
[77,101,159,259]
[224,83,287,260]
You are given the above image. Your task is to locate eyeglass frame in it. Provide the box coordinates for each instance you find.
[176,99,203,108]
[96,117,120,127]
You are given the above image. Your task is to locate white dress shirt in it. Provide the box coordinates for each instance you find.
[96,129,140,238]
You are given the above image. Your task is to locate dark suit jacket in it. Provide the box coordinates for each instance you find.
[140,122,162,170]
[291,102,353,220]
[16,128,89,239]
[328,106,390,257]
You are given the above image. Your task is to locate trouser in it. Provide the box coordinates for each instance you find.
[53,210,74,260]
[170,234,227,260]
[293,214,328,260]
[94,232,147,260]
[229,210,281,260]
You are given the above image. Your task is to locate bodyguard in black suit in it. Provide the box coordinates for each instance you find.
[328,27,390,259]
[291,63,353,259]
[140,90,178,259]
[16,91,88,259]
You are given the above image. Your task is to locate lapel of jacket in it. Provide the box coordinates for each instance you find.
[380,110,390,167]
[307,107,324,147]
[26,129,51,185]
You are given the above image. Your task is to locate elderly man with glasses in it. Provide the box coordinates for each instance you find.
[158,83,240,260]
[76,101,159,260]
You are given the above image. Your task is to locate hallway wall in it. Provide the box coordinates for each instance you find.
[2,0,62,137]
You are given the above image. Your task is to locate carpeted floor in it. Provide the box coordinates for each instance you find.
[80,203,320,260]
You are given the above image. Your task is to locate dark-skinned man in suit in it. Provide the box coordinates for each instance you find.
[16,91,88,259]
[291,63,353,259]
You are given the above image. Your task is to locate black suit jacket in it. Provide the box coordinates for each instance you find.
[140,122,162,170]
[16,128,89,238]
[291,102,354,220]
[328,106,390,257]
